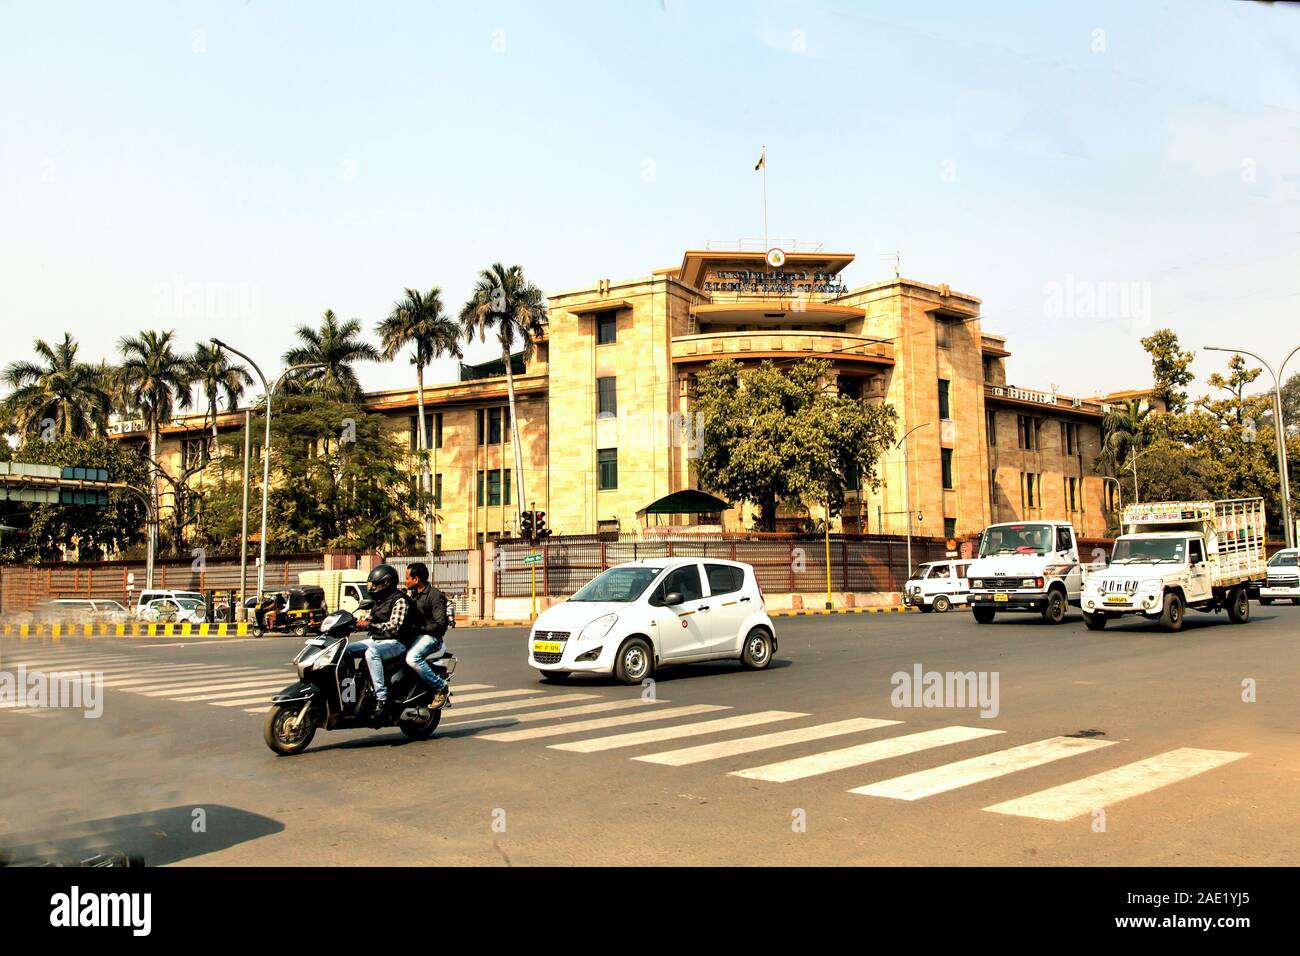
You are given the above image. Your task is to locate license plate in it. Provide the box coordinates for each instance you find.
[533,641,562,655]
[1105,595,1129,605]
[993,593,1009,602]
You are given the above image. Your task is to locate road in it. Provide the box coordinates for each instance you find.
[1,604,1296,866]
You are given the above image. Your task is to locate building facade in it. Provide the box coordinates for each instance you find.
[122,244,1145,551]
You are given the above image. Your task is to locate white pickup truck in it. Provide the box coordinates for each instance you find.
[1079,498,1267,631]
[966,521,1091,625]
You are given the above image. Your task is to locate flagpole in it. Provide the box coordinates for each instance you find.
[761,145,768,254]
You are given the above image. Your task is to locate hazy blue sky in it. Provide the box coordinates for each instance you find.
[2,0,1297,400]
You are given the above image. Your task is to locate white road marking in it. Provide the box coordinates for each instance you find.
[731,726,1005,783]
[480,705,730,743]
[212,695,290,707]
[138,677,294,697]
[634,717,902,766]
[442,697,665,729]
[850,735,1116,800]
[451,688,552,704]
[172,684,293,702]
[446,693,597,718]
[551,710,806,753]
[982,747,1249,821]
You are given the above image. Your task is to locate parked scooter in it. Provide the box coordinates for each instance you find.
[262,608,456,755]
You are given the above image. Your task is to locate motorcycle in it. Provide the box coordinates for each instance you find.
[262,608,457,755]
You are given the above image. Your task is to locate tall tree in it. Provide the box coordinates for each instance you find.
[460,264,547,528]
[1203,353,1263,426]
[1140,328,1195,413]
[283,310,380,401]
[115,330,193,557]
[376,287,463,553]
[692,358,897,532]
[189,340,253,477]
[1,334,111,438]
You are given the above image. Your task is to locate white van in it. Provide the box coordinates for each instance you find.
[134,589,203,614]
[1259,548,1299,605]
[903,560,972,613]
[528,558,778,684]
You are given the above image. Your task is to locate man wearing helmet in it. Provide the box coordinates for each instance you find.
[349,563,419,719]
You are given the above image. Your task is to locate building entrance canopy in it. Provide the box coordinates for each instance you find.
[636,490,730,519]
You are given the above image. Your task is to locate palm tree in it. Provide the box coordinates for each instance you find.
[1,334,111,438]
[377,287,463,553]
[189,341,253,476]
[1099,398,1154,504]
[116,331,194,559]
[283,310,380,401]
[460,264,547,528]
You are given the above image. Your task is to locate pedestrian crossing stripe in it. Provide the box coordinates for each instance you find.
[849,735,1116,800]
[443,697,665,730]
[730,725,1005,783]
[981,747,1248,821]
[633,717,902,766]
[550,710,807,753]
[479,704,730,743]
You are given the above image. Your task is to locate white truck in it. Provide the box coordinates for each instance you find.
[1079,498,1267,632]
[297,569,370,614]
[966,520,1090,625]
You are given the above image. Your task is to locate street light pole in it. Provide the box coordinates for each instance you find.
[896,421,934,577]
[1205,345,1298,549]
[238,406,251,620]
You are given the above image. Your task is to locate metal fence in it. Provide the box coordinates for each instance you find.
[385,551,473,617]
[0,553,325,615]
[494,535,963,598]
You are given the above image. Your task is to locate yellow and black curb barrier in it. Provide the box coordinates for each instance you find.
[770,606,917,616]
[2,622,252,639]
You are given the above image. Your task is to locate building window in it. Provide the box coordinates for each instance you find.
[943,517,957,538]
[434,473,442,509]
[598,448,618,490]
[839,377,863,401]
[477,468,512,506]
[1021,471,1041,509]
[597,311,617,345]
[409,413,440,451]
[986,409,997,447]
[941,448,955,489]
[1062,421,1079,457]
[597,377,617,418]
[477,406,510,445]
[182,437,206,470]
[1064,476,1079,512]
[1017,415,1041,450]
[983,357,997,383]
[435,412,443,449]
[938,379,951,420]
[936,317,951,349]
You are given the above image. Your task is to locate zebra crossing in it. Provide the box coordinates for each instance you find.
[0,645,1249,822]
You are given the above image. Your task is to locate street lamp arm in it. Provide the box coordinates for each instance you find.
[896,420,934,448]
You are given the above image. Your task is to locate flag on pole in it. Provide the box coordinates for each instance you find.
[754,147,765,171]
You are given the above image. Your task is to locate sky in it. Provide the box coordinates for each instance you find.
[1,0,1298,401]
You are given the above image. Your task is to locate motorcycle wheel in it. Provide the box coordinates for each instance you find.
[263,703,316,755]
[399,708,442,741]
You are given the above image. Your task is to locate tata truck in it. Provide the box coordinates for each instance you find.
[967,520,1090,625]
[1079,498,1267,632]
[297,569,370,614]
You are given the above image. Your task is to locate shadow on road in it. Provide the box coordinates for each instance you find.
[0,805,284,866]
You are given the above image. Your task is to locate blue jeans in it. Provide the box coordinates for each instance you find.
[406,634,448,693]
[347,638,405,702]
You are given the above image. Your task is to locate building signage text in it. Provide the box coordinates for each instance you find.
[703,270,847,296]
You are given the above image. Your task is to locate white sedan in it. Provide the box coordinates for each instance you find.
[137,597,207,624]
[528,558,778,684]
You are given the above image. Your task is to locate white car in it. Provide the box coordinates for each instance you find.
[1259,548,1299,605]
[138,597,207,624]
[528,558,778,684]
[903,559,973,612]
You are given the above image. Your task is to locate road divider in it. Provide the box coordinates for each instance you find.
[1,622,252,639]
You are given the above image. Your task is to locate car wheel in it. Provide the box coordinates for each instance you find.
[1083,611,1107,631]
[1226,585,1250,624]
[1159,592,1184,632]
[539,670,571,684]
[972,606,996,625]
[918,603,933,613]
[1292,597,1300,606]
[1041,589,1067,624]
[932,595,952,613]
[740,627,773,670]
[613,637,653,685]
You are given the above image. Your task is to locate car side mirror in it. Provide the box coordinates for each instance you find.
[663,591,685,607]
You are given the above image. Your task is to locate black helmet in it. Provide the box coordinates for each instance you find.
[367,564,399,596]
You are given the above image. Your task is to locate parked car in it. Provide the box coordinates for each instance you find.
[903,559,973,612]
[20,599,132,626]
[528,558,777,684]
[133,589,203,613]
[1259,548,1299,605]
[138,596,207,624]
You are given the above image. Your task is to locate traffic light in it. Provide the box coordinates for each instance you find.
[535,511,549,539]
[520,510,535,541]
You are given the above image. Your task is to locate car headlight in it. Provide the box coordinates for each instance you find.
[1022,578,1040,588]
[1139,579,1163,592]
[971,579,983,589]
[579,613,618,642]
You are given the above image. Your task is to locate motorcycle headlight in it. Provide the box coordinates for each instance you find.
[579,613,618,642]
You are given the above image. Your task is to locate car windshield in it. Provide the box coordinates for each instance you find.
[174,599,205,610]
[569,566,663,603]
[1267,551,1298,567]
[909,565,931,580]
[979,524,1053,557]
[1111,538,1187,564]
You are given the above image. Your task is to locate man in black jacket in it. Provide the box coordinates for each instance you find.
[402,562,450,708]
[349,564,419,718]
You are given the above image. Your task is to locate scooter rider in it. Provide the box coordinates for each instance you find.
[403,562,450,709]
[349,564,419,718]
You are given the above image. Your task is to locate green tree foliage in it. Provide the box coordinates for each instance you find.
[283,309,380,402]
[1140,328,1195,413]
[200,394,416,554]
[692,358,897,532]
[0,435,148,562]
[1,334,112,438]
